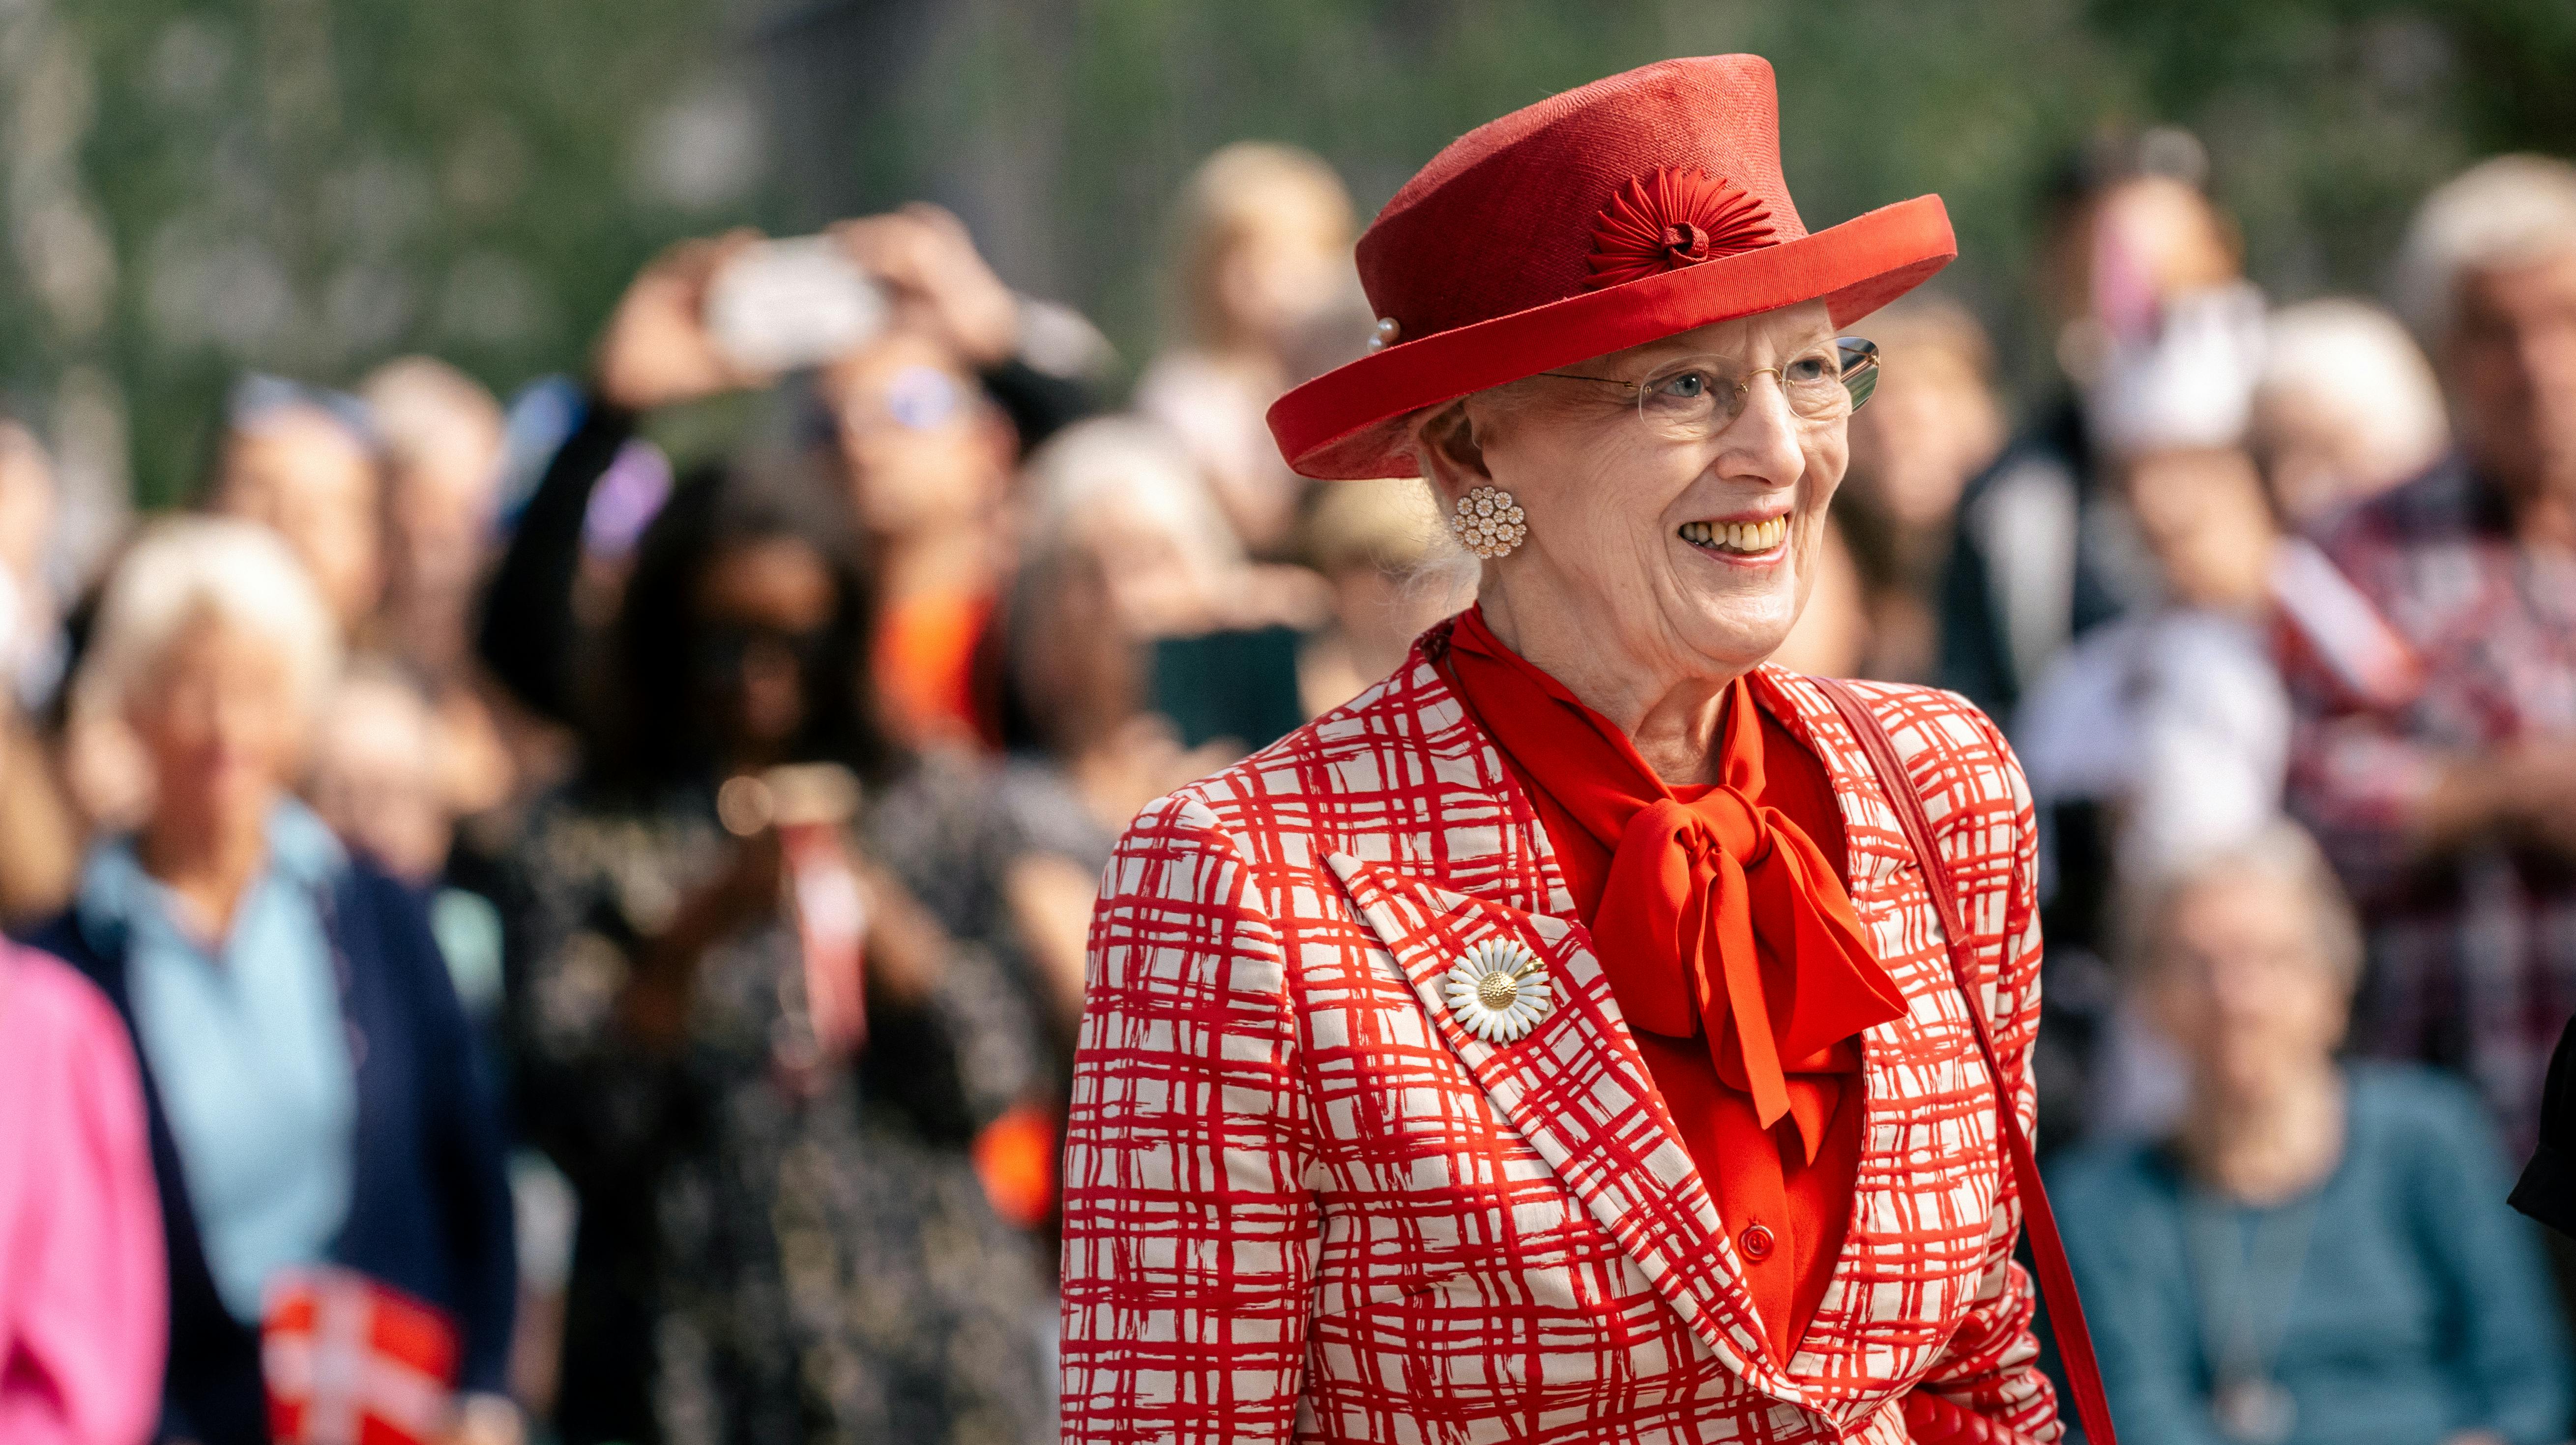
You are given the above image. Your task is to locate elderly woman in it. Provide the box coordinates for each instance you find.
[1062,56,2090,1444]
[31,518,517,1445]
[2053,824,2571,1445]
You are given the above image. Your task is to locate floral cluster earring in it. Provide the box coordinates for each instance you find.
[1449,486,1527,560]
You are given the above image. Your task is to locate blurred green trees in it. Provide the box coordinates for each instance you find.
[3,0,2569,509]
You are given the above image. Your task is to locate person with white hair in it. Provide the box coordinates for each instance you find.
[2053,821,2571,1445]
[28,517,520,1445]
[2252,298,2451,525]
[2283,153,2576,1155]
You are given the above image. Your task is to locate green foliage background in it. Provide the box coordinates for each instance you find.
[6,0,2571,506]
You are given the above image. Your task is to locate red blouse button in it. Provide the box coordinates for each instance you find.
[1738,1223,1776,1261]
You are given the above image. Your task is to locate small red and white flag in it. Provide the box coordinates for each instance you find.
[262,1265,459,1445]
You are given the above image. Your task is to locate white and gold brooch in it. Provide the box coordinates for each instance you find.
[1442,937,1552,1044]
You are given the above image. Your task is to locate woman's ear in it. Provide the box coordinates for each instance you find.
[1415,398,1495,507]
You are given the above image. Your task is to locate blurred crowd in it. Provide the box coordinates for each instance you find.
[3,121,2576,1445]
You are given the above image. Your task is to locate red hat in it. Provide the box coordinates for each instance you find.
[1267,55,1955,479]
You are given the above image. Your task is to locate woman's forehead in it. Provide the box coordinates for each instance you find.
[1584,302,1837,372]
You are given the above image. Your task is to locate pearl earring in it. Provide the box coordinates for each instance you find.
[1449,486,1527,560]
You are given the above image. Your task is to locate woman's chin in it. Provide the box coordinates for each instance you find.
[1666,592,1799,672]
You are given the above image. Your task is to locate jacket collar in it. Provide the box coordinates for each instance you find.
[1323,639,1944,1416]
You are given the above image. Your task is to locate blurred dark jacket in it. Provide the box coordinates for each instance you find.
[1938,398,2150,721]
[29,855,517,1445]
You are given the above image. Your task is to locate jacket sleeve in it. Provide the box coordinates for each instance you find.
[474,397,635,726]
[381,877,521,1396]
[0,949,166,1445]
[1910,701,2064,1441]
[1058,791,1321,1444]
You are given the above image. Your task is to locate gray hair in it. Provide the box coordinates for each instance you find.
[2124,819,2365,990]
[76,516,342,726]
[2255,297,2450,484]
[2394,154,2576,343]
[1020,416,1244,575]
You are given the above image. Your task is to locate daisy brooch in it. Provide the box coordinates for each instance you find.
[1443,936,1552,1044]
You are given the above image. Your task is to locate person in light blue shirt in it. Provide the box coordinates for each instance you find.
[35,517,516,1445]
[2052,821,2571,1445]
[87,799,356,1324]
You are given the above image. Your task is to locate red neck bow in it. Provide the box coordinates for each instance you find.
[1444,609,1906,1160]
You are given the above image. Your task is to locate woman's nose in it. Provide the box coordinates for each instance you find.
[1720,376,1808,488]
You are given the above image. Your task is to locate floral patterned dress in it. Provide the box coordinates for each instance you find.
[510,757,1051,1445]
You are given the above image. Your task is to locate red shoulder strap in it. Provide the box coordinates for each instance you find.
[1810,676,2119,1445]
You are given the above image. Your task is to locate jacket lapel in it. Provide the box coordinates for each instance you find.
[1324,847,1806,1403]
[1750,667,2005,1414]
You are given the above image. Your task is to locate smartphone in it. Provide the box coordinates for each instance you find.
[703,236,889,374]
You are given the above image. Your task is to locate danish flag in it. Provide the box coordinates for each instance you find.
[262,1265,458,1445]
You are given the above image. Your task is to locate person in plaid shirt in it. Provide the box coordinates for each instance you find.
[2285,154,2576,1150]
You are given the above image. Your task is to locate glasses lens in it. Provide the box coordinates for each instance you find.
[1634,359,1740,439]
[1779,345,1853,419]
[1837,337,1880,411]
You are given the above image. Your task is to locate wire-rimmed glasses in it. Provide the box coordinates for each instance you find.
[1542,337,1880,442]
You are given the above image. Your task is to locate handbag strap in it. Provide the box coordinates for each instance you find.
[1811,676,2119,1445]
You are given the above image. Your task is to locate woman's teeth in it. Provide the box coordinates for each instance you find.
[1678,517,1788,554]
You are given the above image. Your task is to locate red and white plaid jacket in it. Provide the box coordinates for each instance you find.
[1061,631,2059,1444]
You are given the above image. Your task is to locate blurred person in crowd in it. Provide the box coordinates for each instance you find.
[359,358,521,828]
[31,518,517,1445]
[362,357,507,681]
[1294,476,1470,715]
[307,659,507,1026]
[2054,822,2572,1445]
[507,459,1049,1445]
[1834,296,2006,681]
[2019,442,2286,885]
[0,942,164,1445]
[1006,415,1322,757]
[306,657,582,1439]
[2283,154,2576,1150]
[203,375,386,639]
[1134,141,1358,555]
[1942,132,2234,717]
[2010,280,2283,1143]
[0,418,84,923]
[2252,299,2451,527]
[0,416,70,701]
[480,212,1094,752]
[817,327,1018,747]
[989,416,1307,1040]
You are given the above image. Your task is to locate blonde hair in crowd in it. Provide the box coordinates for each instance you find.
[1170,141,1357,349]
[77,515,343,726]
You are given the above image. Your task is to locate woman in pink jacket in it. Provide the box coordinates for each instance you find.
[0,942,164,1445]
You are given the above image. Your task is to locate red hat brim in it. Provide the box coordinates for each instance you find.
[1267,194,1956,480]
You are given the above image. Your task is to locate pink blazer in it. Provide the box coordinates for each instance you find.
[1060,639,2061,1444]
[0,944,166,1445]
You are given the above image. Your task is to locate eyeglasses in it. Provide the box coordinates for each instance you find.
[1541,337,1880,441]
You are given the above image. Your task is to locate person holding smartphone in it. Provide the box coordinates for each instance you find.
[504,456,1052,1445]
[478,206,1100,751]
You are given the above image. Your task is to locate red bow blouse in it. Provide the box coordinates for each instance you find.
[1441,609,1907,1362]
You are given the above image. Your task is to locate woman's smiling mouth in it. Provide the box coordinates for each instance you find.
[1677,516,1788,558]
